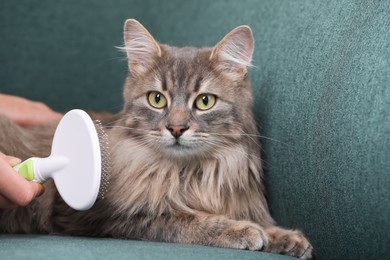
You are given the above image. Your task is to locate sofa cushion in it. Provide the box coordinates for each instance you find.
[0,235,294,260]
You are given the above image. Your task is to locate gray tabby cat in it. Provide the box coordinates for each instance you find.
[0,19,313,259]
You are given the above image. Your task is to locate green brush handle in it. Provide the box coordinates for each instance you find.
[14,158,38,182]
[14,156,69,184]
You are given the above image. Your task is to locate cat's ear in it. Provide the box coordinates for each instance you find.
[210,25,254,76]
[123,19,161,75]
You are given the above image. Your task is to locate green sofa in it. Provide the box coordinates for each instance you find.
[1,1,389,259]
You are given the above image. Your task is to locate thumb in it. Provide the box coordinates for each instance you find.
[31,182,45,198]
[17,182,45,207]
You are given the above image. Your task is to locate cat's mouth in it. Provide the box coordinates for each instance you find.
[169,140,190,149]
[166,139,195,153]
[160,135,202,156]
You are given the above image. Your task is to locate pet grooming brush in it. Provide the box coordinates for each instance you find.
[14,109,111,211]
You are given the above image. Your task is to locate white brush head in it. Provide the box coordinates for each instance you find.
[50,109,102,211]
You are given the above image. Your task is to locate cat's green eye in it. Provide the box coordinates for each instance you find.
[195,94,216,111]
[148,91,167,109]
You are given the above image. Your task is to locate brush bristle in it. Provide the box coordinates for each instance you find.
[94,120,111,199]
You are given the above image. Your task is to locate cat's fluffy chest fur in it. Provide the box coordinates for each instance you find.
[0,19,313,259]
[107,127,270,222]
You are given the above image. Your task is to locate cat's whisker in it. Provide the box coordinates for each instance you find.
[120,133,159,147]
[103,116,128,125]
[208,132,290,147]
[238,129,262,150]
[105,125,149,132]
[128,138,159,151]
[201,139,260,161]
[104,116,140,126]
[253,135,291,147]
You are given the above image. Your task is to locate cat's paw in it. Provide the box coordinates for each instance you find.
[216,221,269,251]
[264,226,313,259]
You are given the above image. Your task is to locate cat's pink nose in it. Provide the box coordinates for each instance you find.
[166,124,189,138]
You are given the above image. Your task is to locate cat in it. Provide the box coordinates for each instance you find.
[0,19,313,259]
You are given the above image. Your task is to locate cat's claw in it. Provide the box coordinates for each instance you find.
[264,227,313,259]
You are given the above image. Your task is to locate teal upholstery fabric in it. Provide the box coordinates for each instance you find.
[0,235,292,260]
[1,1,389,259]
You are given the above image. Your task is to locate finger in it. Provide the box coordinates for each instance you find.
[37,111,63,125]
[32,182,45,197]
[6,156,21,166]
[0,158,45,207]
[0,152,21,167]
[0,94,62,127]
[17,112,63,127]
[28,102,63,125]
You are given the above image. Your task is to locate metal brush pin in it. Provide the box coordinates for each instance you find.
[94,120,112,200]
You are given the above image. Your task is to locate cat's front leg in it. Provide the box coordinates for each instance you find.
[139,213,269,251]
[264,226,313,259]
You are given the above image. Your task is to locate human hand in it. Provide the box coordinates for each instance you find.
[0,94,63,126]
[0,152,44,209]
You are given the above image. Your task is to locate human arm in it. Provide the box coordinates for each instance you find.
[0,94,62,126]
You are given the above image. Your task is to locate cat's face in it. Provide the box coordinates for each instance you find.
[120,20,255,159]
